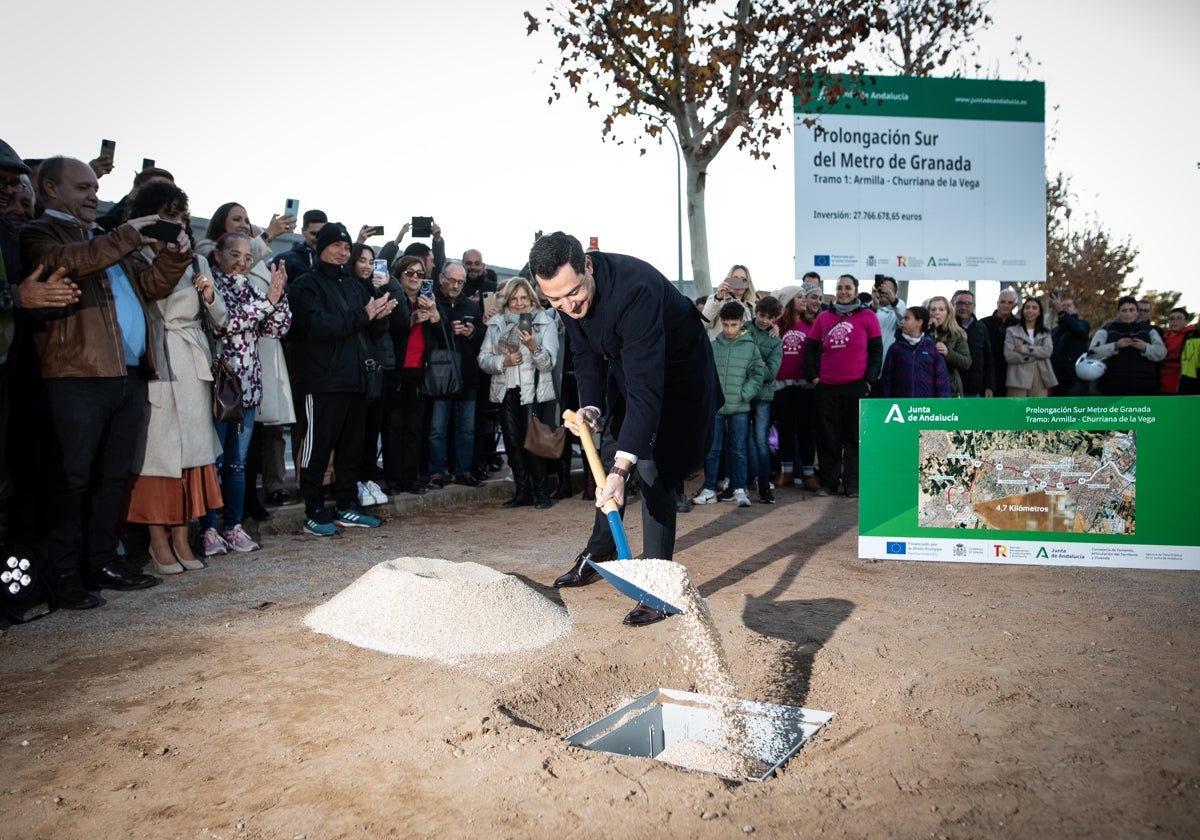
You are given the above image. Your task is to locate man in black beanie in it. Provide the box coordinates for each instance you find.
[287,222,397,535]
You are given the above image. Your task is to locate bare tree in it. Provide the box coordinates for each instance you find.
[1017,173,1140,330]
[525,0,889,293]
[871,0,992,77]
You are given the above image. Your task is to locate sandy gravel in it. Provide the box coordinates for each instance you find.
[2,483,1197,839]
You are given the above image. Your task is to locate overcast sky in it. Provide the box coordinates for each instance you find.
[6,0,1196,313]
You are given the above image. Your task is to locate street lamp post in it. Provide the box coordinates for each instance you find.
[660,122,684,286]
[634,111,685,286]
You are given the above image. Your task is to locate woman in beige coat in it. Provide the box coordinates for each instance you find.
[1004,297,1058,397]
[124,183,228,573]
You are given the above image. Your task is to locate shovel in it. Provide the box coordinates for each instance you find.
[562,410,681,616]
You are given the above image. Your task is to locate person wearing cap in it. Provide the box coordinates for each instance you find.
[287,222,397,535]
[19,155,192,608]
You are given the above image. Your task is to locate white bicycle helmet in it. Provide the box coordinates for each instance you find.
[1074,353,1107,381]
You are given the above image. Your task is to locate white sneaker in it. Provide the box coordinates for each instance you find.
[692,488,719,505]
[357,482,373,507]
[364,480,388,505]
[715,478,730,492]
[733,488,752,507]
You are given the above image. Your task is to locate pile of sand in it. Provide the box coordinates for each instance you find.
[304,557,571,664]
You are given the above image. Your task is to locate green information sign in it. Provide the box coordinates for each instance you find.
[859,397,1199,570]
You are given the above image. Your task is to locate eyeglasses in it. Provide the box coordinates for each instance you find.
[442,278,465,285]
[402,269,426,278]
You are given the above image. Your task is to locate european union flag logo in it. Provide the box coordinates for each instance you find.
[886,541,907,555]
[814,255,831,266]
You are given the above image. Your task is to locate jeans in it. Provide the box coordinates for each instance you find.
[428,396,476,477]
[703,411,749,491]
[202,408,256,531]
[749,399,772,488]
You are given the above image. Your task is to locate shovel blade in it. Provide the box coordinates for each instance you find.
[584,557,682,615]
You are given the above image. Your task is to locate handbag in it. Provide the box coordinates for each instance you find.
[212,356,246,426]
[196,257,246,427]
[523,368,565,458]
[422,318,462,398]
[524,414,565,459]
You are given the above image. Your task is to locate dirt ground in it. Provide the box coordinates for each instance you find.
[2,483,1198,839]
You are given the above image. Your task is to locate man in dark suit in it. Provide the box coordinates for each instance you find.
[530,232,720,626]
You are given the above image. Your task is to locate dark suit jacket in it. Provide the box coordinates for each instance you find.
[559,251,720,484]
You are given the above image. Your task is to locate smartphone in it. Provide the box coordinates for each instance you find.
[99,139,116,160]
[372,259,389,287]
[726,275,750,291]
[588,236,599,251]
[482,291,496,311]
[411,216,433,238]
[142,158,155,171]
[145,219,182,243]
[284,197,300,219]
[419,278,434,299]
[364,225,384,237]
[518,312,534,333]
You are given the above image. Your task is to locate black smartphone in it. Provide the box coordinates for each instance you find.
[365,225,384,237]
[419,278,435,299]
[100,139,116,160]
[411,216,433,237]
[518,312,534,333]
[144,219,182,243]
[141,157,155,171]
[284,197,300,219]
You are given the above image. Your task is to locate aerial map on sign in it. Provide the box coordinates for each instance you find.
[918,429,1136,534]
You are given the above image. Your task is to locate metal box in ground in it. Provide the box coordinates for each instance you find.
[566,688,833,781]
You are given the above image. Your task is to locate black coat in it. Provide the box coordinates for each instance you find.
[559,251,721,485]
[287,261,388,393]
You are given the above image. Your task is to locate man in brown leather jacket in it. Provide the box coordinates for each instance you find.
[20,156,190,609]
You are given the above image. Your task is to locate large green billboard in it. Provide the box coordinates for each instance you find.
[859,397,1198,570]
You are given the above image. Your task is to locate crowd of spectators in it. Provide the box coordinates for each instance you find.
[0,137,1194,616]
[696,270,1196,504]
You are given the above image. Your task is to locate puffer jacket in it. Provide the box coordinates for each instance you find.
[478,309,558,405]
[20,214,188,378]
[712,328,765,414]
[749,321,782,402]
[881,334,950,398]
[287,260,389,393]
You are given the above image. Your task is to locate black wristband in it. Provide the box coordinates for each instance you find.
[609,465,630,480]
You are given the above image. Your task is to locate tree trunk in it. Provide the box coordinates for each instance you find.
[685,155,712,295]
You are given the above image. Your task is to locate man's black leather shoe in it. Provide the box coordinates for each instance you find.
[58,590,102,610]
[553,551,615,587]
[623,603,670,627]
[267,490,292,506]
[88,564,160,592]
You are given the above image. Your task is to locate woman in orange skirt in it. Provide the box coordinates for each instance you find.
[124,181,227,573]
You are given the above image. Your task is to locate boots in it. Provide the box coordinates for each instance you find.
[503,456,532,508]
[553,461,574,499]
[532,461,553,509]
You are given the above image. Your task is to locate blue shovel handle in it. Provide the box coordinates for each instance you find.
[564,410,681,615]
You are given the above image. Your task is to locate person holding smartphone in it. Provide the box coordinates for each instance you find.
[477,275,559,509]
[426,260,484,489]
[382,255,440,496]
[700,264,757,340]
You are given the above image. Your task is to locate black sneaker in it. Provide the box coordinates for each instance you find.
[760,488,775,505]
[717,485,734,502]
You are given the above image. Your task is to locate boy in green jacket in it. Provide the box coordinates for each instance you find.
[748,296,783,503]
[693,302,765,507]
